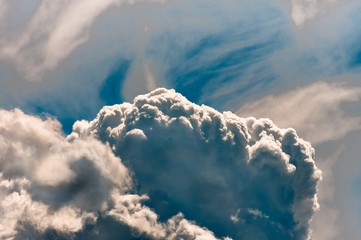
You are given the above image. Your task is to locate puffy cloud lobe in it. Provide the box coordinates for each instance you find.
[0,107,222,239]
[73,88,321,240]
[108,192,219,240]
[0,109,131,238]
[0,89,321,239]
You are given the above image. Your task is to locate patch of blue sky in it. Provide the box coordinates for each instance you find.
[293,2,361,78]
[0,0,290,134]
[142,1,361,114]
[4,7,141,134]
[5,0,361,135]
[99,59,132,106]
[144,1,290,110]
[167,40,280,108]
[345,5,361,70]
[21,55,133,134]
[350,51,361,69]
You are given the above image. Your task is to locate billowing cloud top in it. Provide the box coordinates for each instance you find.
[0,88,321,239]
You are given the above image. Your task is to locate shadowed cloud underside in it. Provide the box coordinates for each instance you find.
[0,88,321,240]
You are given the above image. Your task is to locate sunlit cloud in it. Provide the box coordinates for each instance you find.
[0,89,321,239]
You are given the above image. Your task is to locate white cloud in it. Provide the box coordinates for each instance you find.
[0,0,168,80]
[0,175,97,239]
[73,88,321,239]
[109,192,221,240]
[0,106,222,239]
[236,81,361,144]
[0,88,322,239]
[289,0,350,27]
[236,81,361,240]
[0,108,131,238]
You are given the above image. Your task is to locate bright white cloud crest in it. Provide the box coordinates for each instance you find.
[0,89,321,239]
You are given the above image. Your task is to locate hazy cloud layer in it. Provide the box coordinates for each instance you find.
[289,0,350,27]
[73,88,321,239]
[0,0,167,80]
[236,81,361,144]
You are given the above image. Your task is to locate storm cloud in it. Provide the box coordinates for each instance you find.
[0,89,321,239]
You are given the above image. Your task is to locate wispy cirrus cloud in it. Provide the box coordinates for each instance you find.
[236,81,361,144]
[0,0,167,81]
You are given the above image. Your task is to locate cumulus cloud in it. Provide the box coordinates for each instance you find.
[0,89,321,239]
[108,192,220,240]
[0,107,224,239]
[236,81,361,144]
[0,0,167,80]
[0,108,132,239]
[73,88,321,239]
[236,81,361,240]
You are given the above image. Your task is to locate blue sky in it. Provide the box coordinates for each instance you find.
[0,0,361,239]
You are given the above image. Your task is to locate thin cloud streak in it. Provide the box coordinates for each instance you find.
[236,81,361,144]
[0,0,167,81]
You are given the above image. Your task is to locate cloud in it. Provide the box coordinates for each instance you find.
[236,81,361,240]
[0,0,167,81]
[73,88,321,239]
[310,146,344,240]
[142,0,289,109]
[236,81,361,144]
[0,106,227,239]
[0,108,133,239]
[0,0,7,21]
[0,89,321,239]
[108,192,220,240]
[288,0,350,27]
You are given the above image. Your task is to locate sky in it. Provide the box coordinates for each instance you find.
[0,0,361,239]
